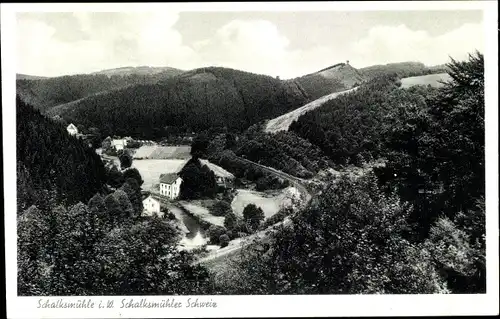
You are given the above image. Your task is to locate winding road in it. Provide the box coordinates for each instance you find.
[193,156,312,265]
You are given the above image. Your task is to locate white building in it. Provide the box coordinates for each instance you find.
[67,123,79,136]
[159,173,182,200]
[142,195,162,217]
[112,139,126,151]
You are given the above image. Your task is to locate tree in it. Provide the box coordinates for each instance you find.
[375,52,485,241]
[216,173,449,294]
[224,212,238,230]
[87,193,108,226]
[88,193,105,213]
[101,136,113,153]
[242,204,265,232]
[219,234,230,248]
[207,225,226,245]
[106,165,125,189]
[118,150,133,169]
[16,97,106,210]
[126,140,142,149]
[104,193,123,227]
[113,189,134,220]
[123,167,144,186]
[50,202,103,294]
[179,158,217,199]
[17,205,52,295]
[94,217,212,295]
[211,200,232,217]
[87,127,102,149]
[120,178,143,217]
[191,132,211,158]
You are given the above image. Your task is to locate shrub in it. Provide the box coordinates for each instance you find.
[219,234,230,248]
[224,212,238,230]
[243,204,265,232]
[207,225,226,245]
[211,200,232,217]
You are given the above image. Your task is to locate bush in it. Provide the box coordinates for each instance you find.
[162,209,177,221]
[126,140,142,149]
[261,206,294,229]
[219,234,230,248]
[211,200,232,217]
[118,150,133,169]
[224,212,238,230]
[207,225,226,245]
[243,204,265,232]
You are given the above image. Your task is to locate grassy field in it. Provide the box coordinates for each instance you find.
[400,73,451,88]
[132,157,234,191]
[179,201,225,227]
[231,187,300,218]
[133,145,191,159]
[132,159,189,190]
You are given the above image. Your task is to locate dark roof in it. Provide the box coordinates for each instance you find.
[159,173,180,184]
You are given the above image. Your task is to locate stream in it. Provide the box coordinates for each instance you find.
[168,205,208,249]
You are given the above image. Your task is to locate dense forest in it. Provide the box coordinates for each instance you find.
[211,52,486,294]
[16,97,107,212]
[18,191,211,295]
[16,68,184,112]
[289,73,409,166]
[234,128,332,178]
[17,98,211,295]
[48,67,310,138]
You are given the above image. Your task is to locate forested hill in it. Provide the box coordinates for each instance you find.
[16,67,184,113]
[293,63,365,100]
[48,67,310,138]
[359,61,449,80]
[17,97,107,212]
[16,74,49,80]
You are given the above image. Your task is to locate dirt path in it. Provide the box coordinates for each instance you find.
[264,87,358,133]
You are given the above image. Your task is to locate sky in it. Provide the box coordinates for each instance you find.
[16,10,484,79]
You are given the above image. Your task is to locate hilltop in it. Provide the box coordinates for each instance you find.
[293,62,366,100]
[16,74,50,80]
[92,66,184,77]
[16,67,184,112]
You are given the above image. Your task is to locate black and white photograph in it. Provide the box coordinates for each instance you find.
[2,1,498,318]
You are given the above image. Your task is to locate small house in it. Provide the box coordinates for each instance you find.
[199,159,235,188]
[112,139,126,151]
[142,195,162,217]
[67,123,79,136]
[159,173,182,200]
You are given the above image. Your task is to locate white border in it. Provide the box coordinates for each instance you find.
[2,2,498,318]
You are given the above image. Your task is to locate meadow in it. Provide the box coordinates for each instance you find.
[400,72,452,88]
[132,159,189,190]
[231,187,300,218]
[133,145,192,159]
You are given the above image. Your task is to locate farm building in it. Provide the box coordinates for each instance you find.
[199,159,235,188]
[112,139,127,151]
[142,195,162,217]
[67,123,78,136]
[159,173,183,200]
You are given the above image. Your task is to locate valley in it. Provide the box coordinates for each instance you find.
[16,52,486,296]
